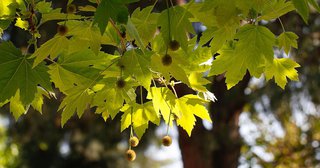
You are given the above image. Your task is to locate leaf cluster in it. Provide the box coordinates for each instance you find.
[0,0,317,138]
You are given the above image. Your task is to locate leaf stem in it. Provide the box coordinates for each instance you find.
[165,0,172,54]
[110,19,127,54]
[169,83,178,98]
[94,0,126,54]
[129,107,134,150]
[156,74,177,135]
[140,86,144,104]
[45,58,56,64]
[278,17,286,33]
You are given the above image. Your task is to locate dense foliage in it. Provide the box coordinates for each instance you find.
[0,0,318,150]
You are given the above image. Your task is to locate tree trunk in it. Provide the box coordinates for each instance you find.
[179,74,250,168]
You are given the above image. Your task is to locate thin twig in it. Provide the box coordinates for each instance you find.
[110,19,127,54]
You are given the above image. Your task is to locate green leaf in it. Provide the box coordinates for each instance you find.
[92,77,136,120]
[200,25,238,54]
[196,0,239,27]
[126,17,145,49]
[174,95,211,136]
[235,0,269,15]
[31,87,50,114]
[41,8,82,23]
[49,49,118,125]
[59,88,94,126]
[0,20,11,37]
[67,0,74,5]
[121,49,152,90]
[9,90,28,120]
[35,1,52,14]
[93,87,125,120]
[151,53,190,85]
[177,40,212,73]
[0,0,16,17]
[147,87,176,126]
[188,3,216,26]
[14,17,29,30]
[278,32,299,54]
[120,102,160,138]
[292,0,309,23]
[189,1,240,53]
[78,5,96,12]
[134,123,148,139]
[130,6,159,47]
[94,0,139,34]
[188,72,210,92]
[209,25,275,89]
[158,6,195,50]
[308,0,320,12]
[65,21,102,55]
[265,58,300,89]
[0,42,51,105]
[31,36,69,67]
[258,0,295,21]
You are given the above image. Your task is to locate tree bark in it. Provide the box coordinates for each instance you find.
[179,73,250,168]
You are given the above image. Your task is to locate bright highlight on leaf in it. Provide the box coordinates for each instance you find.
[174,95,212,136]
[15,18,29,30]
[147,87,176,126]
[120,102,160,138]
[265,58,300,89]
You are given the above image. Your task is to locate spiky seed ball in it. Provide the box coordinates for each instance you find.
[126,149,136,161]
[67,4,77,14]
[57,25,68,36]
[162,135,172,147]
[121,32,126,38]
[161,54,172,66]
[129,136,139,147]
[119,64,125,70]
[116,79,126,89]
[169,40,180,51]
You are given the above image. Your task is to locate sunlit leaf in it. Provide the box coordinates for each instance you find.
[265,58,300,89]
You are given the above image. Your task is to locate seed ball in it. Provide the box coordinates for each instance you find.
[67,4,77,13]
[116,79,126,89]
[126,149,136,161]
[120,32,126,38]
[129,136,139,147]
[161,54,172,66]
[57,25,68,36]
[169,40,180,51]
[162,135,172,147]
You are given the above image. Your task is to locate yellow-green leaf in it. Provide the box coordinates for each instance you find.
[265,58,300,89]
[14,17,29,30]
[175,94,211,136]
[31,36,69,67]
[278,32,298,54]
